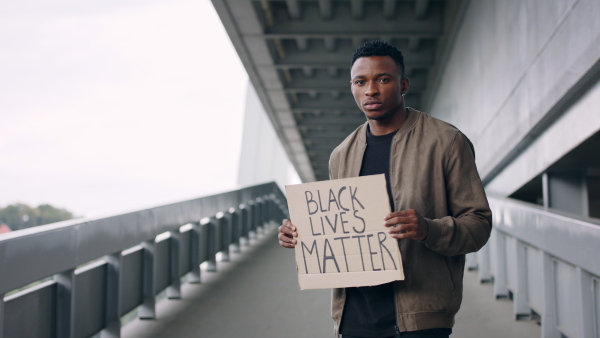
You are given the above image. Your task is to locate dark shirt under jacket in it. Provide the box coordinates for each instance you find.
[339,127,398,337]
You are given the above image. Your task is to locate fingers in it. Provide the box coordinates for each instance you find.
[279,219,297,236]
[383,216,414,228]
[389,230,419,240]
[383,209,419,224]
[278,219,298,249]
[387,223,418,237]
[383,209,428,241]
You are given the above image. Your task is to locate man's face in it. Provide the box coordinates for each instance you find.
[350,56,409,121]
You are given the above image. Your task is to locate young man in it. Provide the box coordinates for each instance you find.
[278,40,492,338]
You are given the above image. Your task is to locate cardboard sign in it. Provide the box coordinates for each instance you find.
[285,174,404,290]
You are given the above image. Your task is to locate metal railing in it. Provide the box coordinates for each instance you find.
[0,182,288,338]
[471,196,600,338]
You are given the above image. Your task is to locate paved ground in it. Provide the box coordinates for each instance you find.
[454,269,540,337]
[122,225,540,338]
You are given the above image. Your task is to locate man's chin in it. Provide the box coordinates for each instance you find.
[365,111,393,121]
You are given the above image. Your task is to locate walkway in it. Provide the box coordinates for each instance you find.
[122,226,540,338]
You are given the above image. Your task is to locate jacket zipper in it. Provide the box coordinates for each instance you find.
[390,131,401,335]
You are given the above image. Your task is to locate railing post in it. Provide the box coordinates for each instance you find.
[465,253,477,271]
[260,197,266,232]
[260,197,266,230]
[218,213,230,262]
[541,252,561,338]
[230,208,241,253]
[265,196,273,229]
[188,222,201,284]
[167,230,181,299]
[0,293,5,338]
[576,267,594,338]
[240,205,249,246]
[55,269,75,338]
[102,253,122,338]
[513,240,529,319]
[248,201,256,240]
[261,196,268,229]
[206,218,217,272]
[253,199,260,235]
[139,240,156,319]
[478,235,492,282]
[493,233,509,298]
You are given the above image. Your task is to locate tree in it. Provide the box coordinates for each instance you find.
[0,203,75,231]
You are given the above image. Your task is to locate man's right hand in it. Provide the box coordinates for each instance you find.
[278,219,297,248]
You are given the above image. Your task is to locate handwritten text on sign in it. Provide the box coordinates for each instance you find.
[286,175,404,290]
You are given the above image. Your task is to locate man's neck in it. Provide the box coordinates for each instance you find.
[368,106,408,136]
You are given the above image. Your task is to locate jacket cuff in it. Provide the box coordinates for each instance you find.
[423,218,443,247]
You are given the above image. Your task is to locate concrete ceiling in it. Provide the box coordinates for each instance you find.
[212,0,468,182]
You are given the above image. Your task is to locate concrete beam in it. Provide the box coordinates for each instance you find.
[286,0,301,20]
[323,36,336,52]
[351,0,364,19]
[296,37,308,51]
[247,32,441,40]
[383,0,397,20]
[262,8,442,35]
[415,0,430,19]
[318,0,332,20]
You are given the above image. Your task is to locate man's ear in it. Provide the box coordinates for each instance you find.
[401,77,410,95]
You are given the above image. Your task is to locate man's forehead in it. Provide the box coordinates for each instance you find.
[351,56,397,76]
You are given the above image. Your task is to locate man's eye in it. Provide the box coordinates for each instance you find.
[380,78,390,83]
[355,80,364,85]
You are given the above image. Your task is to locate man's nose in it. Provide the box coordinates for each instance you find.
[365,83,378,96]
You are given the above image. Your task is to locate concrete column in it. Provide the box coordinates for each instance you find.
[547,172,588,216]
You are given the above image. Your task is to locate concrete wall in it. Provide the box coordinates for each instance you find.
[427,0,600,196]
[237,81,301,190]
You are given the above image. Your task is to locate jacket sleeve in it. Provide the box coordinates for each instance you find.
[422,131,492,256]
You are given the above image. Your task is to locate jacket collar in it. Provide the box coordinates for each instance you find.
[356,107,421,143]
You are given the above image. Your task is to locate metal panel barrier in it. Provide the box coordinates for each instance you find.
[471,196,600,338]
[0,182,288,338]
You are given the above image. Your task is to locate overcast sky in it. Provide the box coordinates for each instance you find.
[0,0,249,218]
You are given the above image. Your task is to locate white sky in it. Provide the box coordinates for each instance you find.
[0,0,249,217]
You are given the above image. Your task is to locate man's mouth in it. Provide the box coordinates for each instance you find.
[364,101,382,110]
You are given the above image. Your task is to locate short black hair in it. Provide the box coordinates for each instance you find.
[351,40,405,77]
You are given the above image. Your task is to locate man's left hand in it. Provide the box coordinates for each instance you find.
[384,209,429,241]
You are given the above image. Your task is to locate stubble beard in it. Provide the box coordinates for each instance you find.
[365,110,395,121]
[364,102,403,121]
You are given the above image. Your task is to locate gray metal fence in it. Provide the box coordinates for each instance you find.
[471,196,600,338]
[0,182,288,338]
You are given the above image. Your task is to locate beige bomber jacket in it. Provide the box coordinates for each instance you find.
[328,108,492,335]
